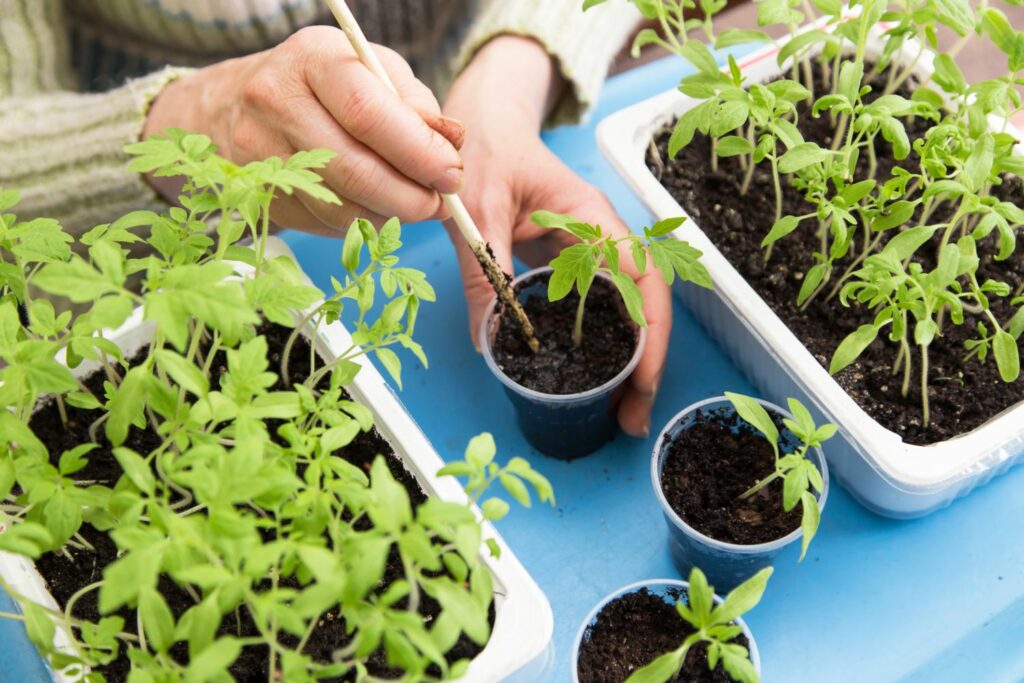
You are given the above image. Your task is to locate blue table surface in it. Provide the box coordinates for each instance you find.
[4,53,1024,683]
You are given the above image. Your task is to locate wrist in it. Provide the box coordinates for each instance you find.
[449,35,566,131]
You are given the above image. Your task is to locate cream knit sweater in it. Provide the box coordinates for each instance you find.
[0,0,637,233]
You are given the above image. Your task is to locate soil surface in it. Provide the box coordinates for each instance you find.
[492,272,637,394]
[660,407,802,544]
[30,323,487,681]
[576,586,750,682]
[652,63,1024,445]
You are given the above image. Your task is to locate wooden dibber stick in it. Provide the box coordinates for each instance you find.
[323,0,540,352]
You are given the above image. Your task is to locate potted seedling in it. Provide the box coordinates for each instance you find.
[480,212,711,459]
[0,131,556,681]
[652,393,832,590]
[573,567,770,683]
[593,0,1024,517]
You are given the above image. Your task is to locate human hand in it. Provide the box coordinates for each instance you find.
[143,26,465,235]
[444,37,672,438]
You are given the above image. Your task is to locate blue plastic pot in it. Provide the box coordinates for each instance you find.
[651,396,829,592]
[571,579,761,683]
[480,267,646,460]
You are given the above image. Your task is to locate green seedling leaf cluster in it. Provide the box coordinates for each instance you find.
[625,567,772,683]
[0,131,554,681]
[591,0,1024,428]
[532,211,711,346]
[725,393,835,560]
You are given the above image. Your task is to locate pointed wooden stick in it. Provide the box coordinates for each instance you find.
[323,0,540,353]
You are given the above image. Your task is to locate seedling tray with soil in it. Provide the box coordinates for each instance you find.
[598,22,1024,518]
[0,239,553,683]
[481,267,645,460]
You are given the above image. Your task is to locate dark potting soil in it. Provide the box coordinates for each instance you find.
[30,323,487,681]
[652,62,1024,445]
[660,408,802,544]
[492,272,637,394]
[576,587,750,683]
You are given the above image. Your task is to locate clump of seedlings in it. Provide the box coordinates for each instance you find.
[0,130,554,681]
[725,393,835,559]
[590,0,1024,441]
[576,567,770,683]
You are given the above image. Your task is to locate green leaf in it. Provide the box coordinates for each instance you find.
[624,647,686,683]
[499,473,531,508]
[798,490,820,561]
[716,135,755,157]
[715,28,772,49]
[963,133,994,193]
[648,238,712,289]
[106,367,149,446]
[548,243,597,301]
[711,567,773,625]
[935,0,975,35]
[465,433,496,468]
[155,349,208,397]
[341,223,364,273]
[993,330,1020,382]
[113,448,155,496]
[932,54,968,94]
[140,588,175,652]
[725,392,779,453]
[367,457,411,532]
[778,142,830,173]
[610,272,646,328]
[33,259,119,302]
[185,637,242,683]
[22,601,56,651]
[481,498,510,521]
[761,215,801,248]
[830,324,879,374]
[375,347,402,389]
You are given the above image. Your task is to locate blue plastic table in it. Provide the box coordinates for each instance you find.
[3,54,1024,683]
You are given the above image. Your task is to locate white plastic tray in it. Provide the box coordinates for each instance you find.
[1,237,553,681]
[597,27,1024,519]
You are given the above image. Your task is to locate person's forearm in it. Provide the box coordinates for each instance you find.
[448,35,567,131]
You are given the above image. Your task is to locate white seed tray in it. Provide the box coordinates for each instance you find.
[597,24,1024,519]
[0,237,553,681]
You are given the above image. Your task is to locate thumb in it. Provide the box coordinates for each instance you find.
[443,219,514,351]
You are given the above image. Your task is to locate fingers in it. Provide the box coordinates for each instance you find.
[373,46,465,150]
[280,102,445,223]
[304,36,464,194]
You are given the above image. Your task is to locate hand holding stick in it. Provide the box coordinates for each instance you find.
[323,0,540,352]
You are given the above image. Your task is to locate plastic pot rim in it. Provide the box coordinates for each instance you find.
[478,265,648,404]
[651,395,830,555]
[569,578,761,683]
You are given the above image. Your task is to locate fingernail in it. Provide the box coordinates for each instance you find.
[438,116,465,149]
[642,422,651,438]
[433,167,463,194]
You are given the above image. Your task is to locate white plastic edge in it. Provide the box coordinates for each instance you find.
[595,19,1024,494]
[0,236,553,682]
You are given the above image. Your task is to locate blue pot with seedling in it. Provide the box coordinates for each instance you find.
[480,212,711,460]
[572,568,769,683]
[652,394,832,591]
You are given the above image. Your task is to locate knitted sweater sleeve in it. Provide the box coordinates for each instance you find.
[0,0,188,233]
[455,0,640,125]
